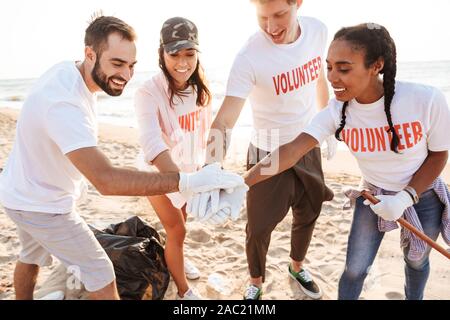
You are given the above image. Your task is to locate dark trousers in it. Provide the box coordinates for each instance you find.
[245,144,333,281]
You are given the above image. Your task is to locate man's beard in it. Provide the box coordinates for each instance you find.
[91,59,126,96]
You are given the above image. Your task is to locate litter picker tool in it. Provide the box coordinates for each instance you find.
[361,190,450,260]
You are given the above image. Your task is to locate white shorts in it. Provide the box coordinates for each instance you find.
[4,207,115,292]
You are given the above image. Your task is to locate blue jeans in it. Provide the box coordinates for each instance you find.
[338,189,443,300]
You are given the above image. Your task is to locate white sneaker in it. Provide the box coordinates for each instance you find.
[184,258,200,280]
[175,288,203,300]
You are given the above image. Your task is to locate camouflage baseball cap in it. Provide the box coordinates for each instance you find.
[160,17,199,54]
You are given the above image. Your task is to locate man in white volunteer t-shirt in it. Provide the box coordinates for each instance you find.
[0,15,244,300]
[205,0,334,300]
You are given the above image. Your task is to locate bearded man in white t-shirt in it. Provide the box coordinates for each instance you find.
[205,0,335,300]
[0,15,244,300]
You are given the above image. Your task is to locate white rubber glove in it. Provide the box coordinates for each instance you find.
[178,163,244,198]
[363,190,414,221]
[322,136,338,160]
[186,189,220,219]
[201,184,249,223]
[185,191,231,224]
[222,185,249,221]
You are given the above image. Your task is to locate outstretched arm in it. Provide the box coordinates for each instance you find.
[67,147,180,196]
[205,96,246,164]
[243,132,319,187]
[67,147,245,198]
[151,150,180,173]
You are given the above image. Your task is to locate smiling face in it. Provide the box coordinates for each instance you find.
[326,39,384,104]
[163,48,198,90]
[254,0,302,44]
[90,32,137,96]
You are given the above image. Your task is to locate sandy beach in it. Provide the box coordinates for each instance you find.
[0,106,449,300]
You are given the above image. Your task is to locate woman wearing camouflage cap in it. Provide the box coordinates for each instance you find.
[134,17,212,300]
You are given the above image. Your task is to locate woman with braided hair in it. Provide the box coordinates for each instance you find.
[243,23,450,299]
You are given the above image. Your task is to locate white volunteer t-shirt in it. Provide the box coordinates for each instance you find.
[171,93,211,172]
[303,81,450,191]
[135,72,212,173]
[134,72,212,209]
[0,61,98,213]
[226,16,328,151]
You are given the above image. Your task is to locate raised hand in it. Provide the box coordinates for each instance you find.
[178,163,244,198]
[186,189,220,219]
[192,184,249,225]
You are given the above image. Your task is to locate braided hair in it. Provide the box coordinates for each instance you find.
[333,23,399,153]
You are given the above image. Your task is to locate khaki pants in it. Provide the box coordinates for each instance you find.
[245,144,333,281]
[4,207,115,292]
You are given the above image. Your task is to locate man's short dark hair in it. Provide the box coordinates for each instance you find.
[84,14,137,56]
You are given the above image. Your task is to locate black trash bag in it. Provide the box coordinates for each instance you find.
[90,216,169,300]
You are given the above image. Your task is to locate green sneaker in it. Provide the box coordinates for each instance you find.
[288,264,323,299]
[243,284,262,300]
